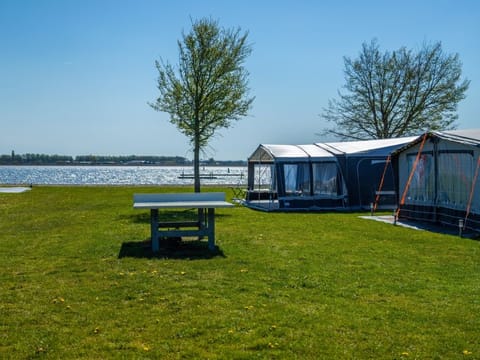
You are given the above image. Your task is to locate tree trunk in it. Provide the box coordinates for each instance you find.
[193,116,201,193]
[193,141,201,193]
[193,133,203,230]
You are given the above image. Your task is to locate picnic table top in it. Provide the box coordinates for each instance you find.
[133,200,234,209]
[133,192,234,209]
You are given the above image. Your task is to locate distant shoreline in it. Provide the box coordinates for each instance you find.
[0,153,247,167]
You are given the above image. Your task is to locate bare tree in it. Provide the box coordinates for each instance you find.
[150,18,254,192]
[322,40,470,140]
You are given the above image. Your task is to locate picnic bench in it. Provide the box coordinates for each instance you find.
[133,192,234,252]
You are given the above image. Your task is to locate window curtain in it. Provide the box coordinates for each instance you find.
[312,162,339,196]
[437,152,473,209]
[284,164,310,196]
[253,164,275,190]
[406,153,434,204]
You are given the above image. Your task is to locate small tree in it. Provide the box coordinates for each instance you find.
[321,40,470,140]
[150,18,254,192]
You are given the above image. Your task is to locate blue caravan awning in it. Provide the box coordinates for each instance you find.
[246,136,424,212]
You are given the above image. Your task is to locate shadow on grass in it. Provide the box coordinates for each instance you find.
[126,212,151,224]
[118,238,226,260]
[362,215,480,239]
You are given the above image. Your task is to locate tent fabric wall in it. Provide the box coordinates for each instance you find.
[393,130,480,232]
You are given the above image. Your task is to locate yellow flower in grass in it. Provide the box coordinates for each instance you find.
[463,350,472,355]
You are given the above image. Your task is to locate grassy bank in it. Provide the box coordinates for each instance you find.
[1,186,479,358]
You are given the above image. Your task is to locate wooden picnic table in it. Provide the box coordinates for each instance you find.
[133,192,234,252]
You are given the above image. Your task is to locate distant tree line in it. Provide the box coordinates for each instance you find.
[0,153,188,165]
[1,153,75,165]
[74,155,190,165]
[0,152,246,166]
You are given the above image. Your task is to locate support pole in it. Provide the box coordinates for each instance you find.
[396,133,429,220]
[463,155,480,232]
[373,155,391,213]
[207,208,215,251]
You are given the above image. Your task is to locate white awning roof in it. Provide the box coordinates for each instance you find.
[296,144,337,160]
[437,129,480,146]
[248,132,478,163]
[391,129,480,156]
[248,144,336,162]
[317,137,417,156]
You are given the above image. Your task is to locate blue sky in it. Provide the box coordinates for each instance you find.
[1,0,479,160]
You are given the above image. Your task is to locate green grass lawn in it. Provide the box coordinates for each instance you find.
[1,186,479,359]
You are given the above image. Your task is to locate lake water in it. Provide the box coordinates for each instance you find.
[0,165,248,186]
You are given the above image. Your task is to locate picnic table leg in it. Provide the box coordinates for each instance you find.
[207,208,215,251]
[197,208,206,240]
[150,209,159,252]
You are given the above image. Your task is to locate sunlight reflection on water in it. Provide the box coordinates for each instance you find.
[0,166,247,186]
